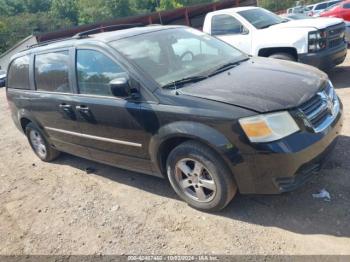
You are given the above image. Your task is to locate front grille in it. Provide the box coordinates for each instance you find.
[298,82,339,132]
[326,23,346,49]
[329,37,344,48]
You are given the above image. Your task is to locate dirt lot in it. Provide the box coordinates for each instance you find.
[0,55,350,256]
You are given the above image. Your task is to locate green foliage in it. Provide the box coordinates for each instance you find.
[132,0,158,13]
[0,11,72,53]
[157,0,183,11]
[24,0,51,13]
[51,0,78,24]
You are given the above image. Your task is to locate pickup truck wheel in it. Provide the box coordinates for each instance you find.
[25,123,60,162]
[269,53,296,61]
[166,141,237,212]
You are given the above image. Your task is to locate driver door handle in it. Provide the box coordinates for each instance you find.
[76,105,90,112]
[76,105,96,123]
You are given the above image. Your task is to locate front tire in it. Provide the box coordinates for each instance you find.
[166,141,237,212]
[25,123,60,162]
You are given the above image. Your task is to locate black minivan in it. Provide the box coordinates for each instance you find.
[6,25,343,211]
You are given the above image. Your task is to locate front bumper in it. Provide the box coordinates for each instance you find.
[299,43,347,70]
[346,24,350,43]
[234,100,343,195]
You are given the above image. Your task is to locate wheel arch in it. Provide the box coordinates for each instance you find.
[258,47,298,60]
[20,117,32,132]
[149,121,240,179]
[17,109,45,135]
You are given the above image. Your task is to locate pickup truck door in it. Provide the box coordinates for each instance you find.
[210,14,252,54]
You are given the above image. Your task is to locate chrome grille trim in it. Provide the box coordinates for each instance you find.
[326,23,346,50]
[298,82,339,133]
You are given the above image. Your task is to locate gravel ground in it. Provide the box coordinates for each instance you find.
[0,55,350,256]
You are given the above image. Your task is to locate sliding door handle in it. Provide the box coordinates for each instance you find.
[59,103,76,120]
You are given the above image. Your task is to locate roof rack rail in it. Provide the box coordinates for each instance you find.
[73,23,144,39]
[26,23,145,50]
[28,37,73,49]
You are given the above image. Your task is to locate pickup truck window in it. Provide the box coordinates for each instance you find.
[238,8,284,29]
[211,14,243,35]
[76,49,125,96]
[35,51,70,93]
[315,3,329,10]
[110,28,247,87]
[7,56,30,90]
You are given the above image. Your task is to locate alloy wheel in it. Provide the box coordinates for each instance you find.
[29,130,47,159]
[174,158,217,203]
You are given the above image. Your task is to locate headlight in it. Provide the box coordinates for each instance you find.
[308,30,327,52]
[239,111,300,143]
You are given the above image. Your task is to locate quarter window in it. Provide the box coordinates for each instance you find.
[76,50,125,96]
[35,51,71,93]
[211,14,243,35]
[7,56,30,89]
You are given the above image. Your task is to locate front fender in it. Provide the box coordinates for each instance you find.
[253,29,309,55]
[149,121,242,177]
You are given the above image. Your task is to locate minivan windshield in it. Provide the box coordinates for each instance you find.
[110,28,247,88]
[238,8,285,29]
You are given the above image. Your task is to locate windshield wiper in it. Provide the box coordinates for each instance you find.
[208,59,248,77]
[162,75,208,89]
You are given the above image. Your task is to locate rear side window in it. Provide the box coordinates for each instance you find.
[211,14,243,35]
[7,56,30,89]
[344,3,350,8]
[35,51,71,93]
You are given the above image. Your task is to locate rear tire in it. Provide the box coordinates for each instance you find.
[25,123,60,162]
[269,52,296,61]
[166,141,237,212]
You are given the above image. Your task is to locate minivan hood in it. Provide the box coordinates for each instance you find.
[180,57,328,113]
[271,17,343,30]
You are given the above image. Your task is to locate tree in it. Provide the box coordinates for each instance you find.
[77,0,111,24]
[0,0,26,16]
[157,0,183,11]
[23,0,51,13]
[131,0,158,13]
[0,12,72,53]
[106,0,132,18]
[51,0,78,24]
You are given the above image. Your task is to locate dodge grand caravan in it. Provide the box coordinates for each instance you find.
[6,25,343,211]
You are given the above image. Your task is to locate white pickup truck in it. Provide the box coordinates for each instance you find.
[203,7,347,70]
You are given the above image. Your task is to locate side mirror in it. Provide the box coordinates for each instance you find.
[240,26,249,35]
[109,74,131,98]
